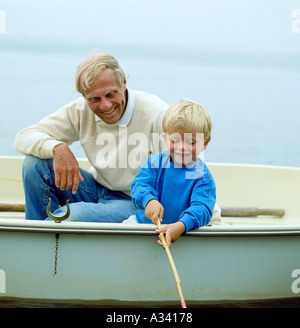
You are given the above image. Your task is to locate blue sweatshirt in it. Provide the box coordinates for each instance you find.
[131,151,216,232]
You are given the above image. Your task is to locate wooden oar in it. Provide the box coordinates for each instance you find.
[156,218,187,308]
[221,207,285,217]
[0,203,25,212]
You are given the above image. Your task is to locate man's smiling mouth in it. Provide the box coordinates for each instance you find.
[100,107,116,115]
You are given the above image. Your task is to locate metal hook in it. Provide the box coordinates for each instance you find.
[47,198,70,223]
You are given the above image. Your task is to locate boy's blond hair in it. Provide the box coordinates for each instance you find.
[75,53,126,95]
[162,100,212,144]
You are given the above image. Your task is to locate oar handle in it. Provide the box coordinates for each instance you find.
[221,207,285,217]
[0,203,25,212]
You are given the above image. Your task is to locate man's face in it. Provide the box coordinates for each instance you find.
[84,68,127,124]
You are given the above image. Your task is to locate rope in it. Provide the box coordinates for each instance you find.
[0,177,22,183]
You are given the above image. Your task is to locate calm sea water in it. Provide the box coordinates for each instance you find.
[1,0,300,167]
[1,44,300,168]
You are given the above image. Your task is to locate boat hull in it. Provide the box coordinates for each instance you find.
[1,220,299,304]
[1,156,300,304]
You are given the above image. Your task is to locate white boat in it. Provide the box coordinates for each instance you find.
[0,156,300,306]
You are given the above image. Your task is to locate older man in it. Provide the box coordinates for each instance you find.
[15,53,168,222]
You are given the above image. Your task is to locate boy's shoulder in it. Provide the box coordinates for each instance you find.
[183,158,215,183]
[199,161,216,185]
[142,151,170,168]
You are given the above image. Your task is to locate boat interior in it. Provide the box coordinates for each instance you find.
[1,156,300,231]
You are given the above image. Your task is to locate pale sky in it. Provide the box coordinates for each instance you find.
[1,0,300,53]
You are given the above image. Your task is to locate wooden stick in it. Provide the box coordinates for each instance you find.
[221,207,285,217]
[156,218,187,308]
[0,203,25,212]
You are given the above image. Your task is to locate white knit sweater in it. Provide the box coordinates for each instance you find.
[14,89,169,196]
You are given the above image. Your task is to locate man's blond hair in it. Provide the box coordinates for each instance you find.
[162,100,212,144]
[75,53,126,94]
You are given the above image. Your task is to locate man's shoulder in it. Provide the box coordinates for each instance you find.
[64,96,87,110]
[56,97,92,119]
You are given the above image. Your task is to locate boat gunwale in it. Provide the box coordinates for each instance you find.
[1,218,300,237]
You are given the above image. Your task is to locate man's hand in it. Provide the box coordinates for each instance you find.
[145,199,164,224]
[156,221,186,248]
[53,143,84,194]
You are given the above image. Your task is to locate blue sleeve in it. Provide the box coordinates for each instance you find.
[179,176,216,232]
[131,155,160,210]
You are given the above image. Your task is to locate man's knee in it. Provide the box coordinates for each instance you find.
[22,155,37,171]
[23,155,51,173]
[22,155,54,184]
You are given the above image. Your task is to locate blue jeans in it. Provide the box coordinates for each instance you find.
[22,155,136,222]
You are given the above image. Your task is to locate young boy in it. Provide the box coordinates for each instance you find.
[124,100,218,247]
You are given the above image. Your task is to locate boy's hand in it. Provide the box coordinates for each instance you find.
[156,221,186,248]
[145,199,164,224]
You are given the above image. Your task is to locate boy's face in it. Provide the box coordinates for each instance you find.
[163,131,208,166]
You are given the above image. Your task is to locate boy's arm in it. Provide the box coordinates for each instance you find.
[145,199,164,224]
[155,178,216,248]
[179,177,216,232]
[130,155,160,210]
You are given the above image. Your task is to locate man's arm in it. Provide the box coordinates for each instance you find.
[14,98,85,193]
[14,99,83,158]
